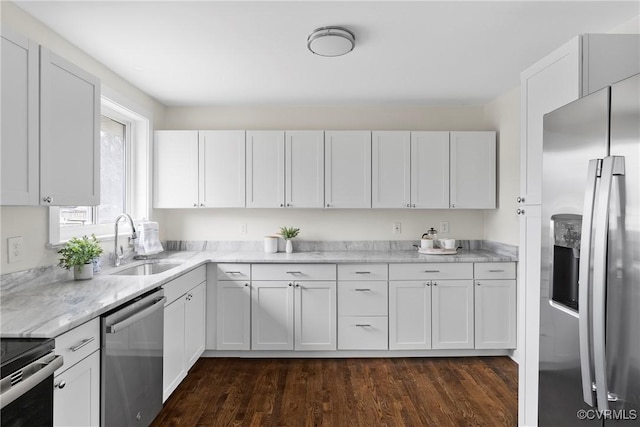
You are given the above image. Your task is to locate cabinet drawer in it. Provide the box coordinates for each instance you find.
[389,263,473,280]
[55,317,100,375]
[164,265,206,305]
[252,264,336,281]
[338,282,388,316]
[474,262,516,279]
[338,316,388,350]
[217,263,251,281]
[338,264,388,281]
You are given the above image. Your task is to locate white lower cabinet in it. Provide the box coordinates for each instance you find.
[389,281,432,350]
[54,351,100,427]
[53,318,101,427]
[295,281,336,351]
[251,281,295,350]
[163,266,207,402]
[474,262,517,349]
[431,280,475,349]
[216,280,251,350]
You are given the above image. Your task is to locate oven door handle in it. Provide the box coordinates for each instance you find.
[105,296,166,334]
[0,353,63,409]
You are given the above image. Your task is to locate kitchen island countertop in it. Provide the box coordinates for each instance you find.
[0,248,516,339]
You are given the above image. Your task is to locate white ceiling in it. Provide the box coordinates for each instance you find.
[14,1,640,107]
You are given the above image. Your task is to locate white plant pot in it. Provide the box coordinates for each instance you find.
[74,263,94,280]
[285,239,293,253]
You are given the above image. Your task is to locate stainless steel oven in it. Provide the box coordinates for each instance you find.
[0,338,63,427]
[101,288,165,427]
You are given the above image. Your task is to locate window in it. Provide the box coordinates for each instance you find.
[49,94,151,246]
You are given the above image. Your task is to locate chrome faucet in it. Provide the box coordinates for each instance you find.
[112,214,138,267]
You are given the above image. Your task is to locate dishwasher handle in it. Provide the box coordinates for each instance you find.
[106,296,166,334]
[0,353,63,409]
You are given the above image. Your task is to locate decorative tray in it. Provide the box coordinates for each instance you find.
[418,248,458,255]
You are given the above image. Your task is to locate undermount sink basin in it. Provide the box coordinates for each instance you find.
[111,262,182,276]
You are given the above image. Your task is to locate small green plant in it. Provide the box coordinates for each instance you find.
[279,226,300,240]
[58,234,103,270]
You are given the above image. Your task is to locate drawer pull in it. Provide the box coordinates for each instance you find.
[355,271,371,274]
[355,288,371,292]
[488,269,505,273]
[424,270,440,273]
[225,271,243,275]
[70,337,95,352]
[55,380,66,389]
[355,324,372,327]
[286,271,302,275]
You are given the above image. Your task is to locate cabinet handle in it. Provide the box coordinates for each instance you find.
[488,269,505,273]
[288,283,293,287]
[406,203,411,208]
[355,271,371,274]
[433,282,438,286]
[70,337,95,352]
[43,196,52,203]
[295,283,301,288]
[286,271,302,275]
[193,203,198,207]
[286,203,291,207]
[424,270,440,273]
[326,203,331,208]
[451,204,456,208]
[55,380,66,389]
[280,204,284,207]
[517,196,525,203]
[425,282,431,287]
[516,208,525,215]
[355,288,371,292]
[244,283,249,287]
[476,282,482,286]
[355,324,371,327]
[225,271,243,275]
[412,204,416,208]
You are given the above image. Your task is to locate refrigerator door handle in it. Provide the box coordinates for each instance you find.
[578,158,601,407]
[592,155,625,412]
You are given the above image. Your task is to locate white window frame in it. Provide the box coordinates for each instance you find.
[48,90,151,246]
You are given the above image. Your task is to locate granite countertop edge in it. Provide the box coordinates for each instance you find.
[0,248,517,339]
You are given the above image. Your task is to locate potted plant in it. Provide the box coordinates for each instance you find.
[279,226,300,253]
[58,234,104,280]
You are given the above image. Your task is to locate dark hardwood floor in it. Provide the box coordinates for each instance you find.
[151,357,518,427]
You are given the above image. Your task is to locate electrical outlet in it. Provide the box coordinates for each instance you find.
[440,221,450,234]
[240,223,248,234]
[392,222,402,234]
[7,236,24,263]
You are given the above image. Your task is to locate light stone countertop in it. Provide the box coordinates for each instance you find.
[0,248,516,339]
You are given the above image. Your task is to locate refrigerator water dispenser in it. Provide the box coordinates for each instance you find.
[550,214,581,311]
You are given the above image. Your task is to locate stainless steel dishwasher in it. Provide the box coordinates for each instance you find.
[101,288,165,427]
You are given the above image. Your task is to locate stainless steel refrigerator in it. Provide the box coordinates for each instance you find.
[539,73,640,426]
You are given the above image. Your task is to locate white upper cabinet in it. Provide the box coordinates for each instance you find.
[1,31,100,207]
[450,131,496,209]
[154,130,199,208]
[372,131,410,208]
[154,130,245,208]
[246,131,284,208]
[286,131,324,208]
[1,30,39,206]
[40,48,100,206]
[199,130,245,207]
[411,131,450,208]
[325,131,372,208]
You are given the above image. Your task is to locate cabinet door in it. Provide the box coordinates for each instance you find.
[475,279,516,349]
[54,351,100,427]
[520,38,580,205]
[154,130,199,208]
[163,298,186,402]
[40,47,100,206]
[325,131,371,208]
[450,131,496,209]
[431,280,474,349]
[246,131,284,208]
[199,130,245,207]
[1,30,39,206]
[216,280,251,350]
[372,131,410,208]
[294,281,336,351]
[251,281,294,350]
[410,132,449,208]
[286,130,324,208]
[389,281,431,350]
[185,282,206,369]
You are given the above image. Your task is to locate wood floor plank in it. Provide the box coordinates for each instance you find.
[151,357,518,427]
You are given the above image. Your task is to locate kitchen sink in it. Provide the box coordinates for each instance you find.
[110,261,182,276]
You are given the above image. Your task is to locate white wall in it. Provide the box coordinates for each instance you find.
[157,105,498,242]
[0,2,166,274]
[482,87,520,245]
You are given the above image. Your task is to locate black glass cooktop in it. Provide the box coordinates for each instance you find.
[0,338,54,379]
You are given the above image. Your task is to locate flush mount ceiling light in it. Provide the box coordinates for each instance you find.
[307,26,356,57]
